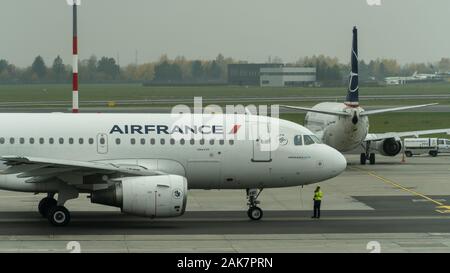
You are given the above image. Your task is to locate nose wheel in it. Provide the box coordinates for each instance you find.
[246,188,263,221]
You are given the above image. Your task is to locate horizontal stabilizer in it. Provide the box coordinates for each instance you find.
[360,103,438,116]
[280,105,351,117]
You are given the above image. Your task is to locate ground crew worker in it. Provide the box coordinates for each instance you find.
[312,186,323,219]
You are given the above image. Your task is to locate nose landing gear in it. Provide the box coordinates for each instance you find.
[246,188,263,220]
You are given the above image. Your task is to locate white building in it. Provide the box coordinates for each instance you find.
[260,67,316,87]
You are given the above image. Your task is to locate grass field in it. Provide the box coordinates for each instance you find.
[0,83,448,103]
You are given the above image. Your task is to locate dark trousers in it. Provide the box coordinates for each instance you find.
[313,200,321,218]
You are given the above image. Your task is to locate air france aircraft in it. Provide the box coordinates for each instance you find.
[283,27,450,165]
[0,112,346,226]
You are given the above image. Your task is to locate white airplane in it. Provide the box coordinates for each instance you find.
[282,27,450,165]
[0,112,346,226]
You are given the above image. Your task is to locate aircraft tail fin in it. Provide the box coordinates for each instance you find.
[345,26,359,107]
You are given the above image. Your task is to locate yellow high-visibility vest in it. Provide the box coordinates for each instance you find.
[314,190,323,201]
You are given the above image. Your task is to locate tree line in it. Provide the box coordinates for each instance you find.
[0,54,449,85]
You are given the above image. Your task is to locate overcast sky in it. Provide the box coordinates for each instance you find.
[1,0,449,67]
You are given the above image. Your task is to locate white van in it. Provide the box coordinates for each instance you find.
[404,138,450,157]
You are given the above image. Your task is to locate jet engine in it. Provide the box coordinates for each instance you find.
[90,175,187,218]
[375,138,402,156]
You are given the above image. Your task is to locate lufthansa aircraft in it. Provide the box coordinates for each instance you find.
[0,112,346,226]
[282,27,450,165]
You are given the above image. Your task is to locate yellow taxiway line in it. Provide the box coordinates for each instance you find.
[351,167,450,214]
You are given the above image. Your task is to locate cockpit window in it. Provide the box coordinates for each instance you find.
[310,135,322,144]
[303,135,315,145]
[294,135,303,146]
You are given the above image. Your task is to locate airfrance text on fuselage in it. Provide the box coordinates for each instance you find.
[110,125,230,135]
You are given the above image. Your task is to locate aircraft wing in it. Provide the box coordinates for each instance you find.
[0,156,165,183]
[359,103,438,116]
[280,105,351,117]
[365,129,450,142]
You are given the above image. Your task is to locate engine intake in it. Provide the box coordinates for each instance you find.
[376,138,402,157]
[91,175,187,218]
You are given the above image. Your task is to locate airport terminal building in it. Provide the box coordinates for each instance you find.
[228,64,316,87]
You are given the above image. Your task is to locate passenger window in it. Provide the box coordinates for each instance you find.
[140,138,145,145]
[190,139,195,145]
[79,138,84,145]
[115,138,121,145]
[150,138,155,145]
[438,140,444,145]
[49,138,54,144]
[9,138,14,144]
[199,139,205,145]
[39,138,44,144]
[59,138,64,144]
[100,137,105,145]
[130,138,136,145]
[88,138,94,145]
[160,139,165,145]
[180,139,185,145]
[304,135,315,145]
[69,138,74,144]
[0,138,4,144]
[29,138,35,144]
[209,139,215,145]
[219,140,224,145]
[229,140,235,145]
[170,138,175,145]
[294,135,303,146]
[19,138,25,144]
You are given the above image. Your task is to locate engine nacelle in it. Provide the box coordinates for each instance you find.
[375,138,402,156]
[91,175,187,218]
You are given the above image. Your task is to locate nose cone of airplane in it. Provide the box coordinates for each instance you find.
[319,145,347,179]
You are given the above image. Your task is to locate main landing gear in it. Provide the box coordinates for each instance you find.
[246,188,263,221]
[360,141,376,165]
[38,188,78,227]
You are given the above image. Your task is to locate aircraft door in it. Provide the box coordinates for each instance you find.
[251,123,272,162]
[97,133,108,154]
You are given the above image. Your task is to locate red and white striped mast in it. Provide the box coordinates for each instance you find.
[68,0,81,113]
